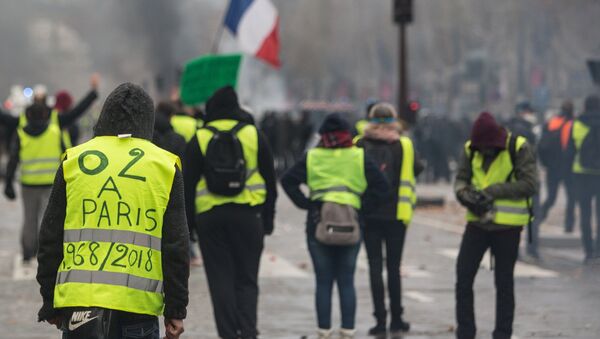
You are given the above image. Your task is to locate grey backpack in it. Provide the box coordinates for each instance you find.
[315,202,360,246]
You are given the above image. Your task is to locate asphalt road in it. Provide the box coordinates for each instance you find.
[0,184,598,338]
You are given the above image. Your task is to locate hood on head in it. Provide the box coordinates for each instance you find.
[318,112,350,134]
[205,86,246,123]
[94,83,155,140]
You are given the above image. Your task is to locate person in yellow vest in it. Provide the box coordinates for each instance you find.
[3,103,65,263]
[36,83,189,339]
[355,103,424,336]
[170,111,198,143]
[183,86,277,339]
[282,113,389,339]
[454,112,538,339]
[353,99,379,139]
[567,95,600,263]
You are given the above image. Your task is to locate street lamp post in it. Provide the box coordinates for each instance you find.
[393,0,413,123]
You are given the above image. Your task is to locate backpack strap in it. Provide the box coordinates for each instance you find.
[230,122,248,135]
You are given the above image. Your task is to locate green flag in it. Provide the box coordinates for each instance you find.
[180,54,242,105]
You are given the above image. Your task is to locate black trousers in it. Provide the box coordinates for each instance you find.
[541,168,576,232]
[574,174,600,259]
[196,206,265,339]
[455,225,521,339]
[363,218,407,324]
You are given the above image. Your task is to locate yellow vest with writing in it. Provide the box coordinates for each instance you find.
[55,136,180,316]
[465,136,530,226]
[195,120,266,214]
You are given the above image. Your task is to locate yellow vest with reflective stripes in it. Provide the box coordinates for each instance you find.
[171,115,198,142]
[55,136,180,316]
[397,137,417,224]
[307,147,367,210]
[571,119,600,175]
[195,120,266,214]
[17,117,63,185]
[465,136,530,226]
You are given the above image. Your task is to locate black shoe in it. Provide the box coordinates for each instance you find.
[368,324,386,336]
[390,319,410,333]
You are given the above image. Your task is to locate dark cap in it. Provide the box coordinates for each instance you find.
[318,112,350,134]
[470,112,507,149]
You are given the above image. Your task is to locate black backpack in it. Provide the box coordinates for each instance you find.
[537,122,564,168]
[203,122,248,196]
[579,126,600,170]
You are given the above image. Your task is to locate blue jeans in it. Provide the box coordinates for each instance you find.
[307,235,361,330]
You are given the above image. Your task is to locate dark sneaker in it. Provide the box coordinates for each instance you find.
[390,319,410,333]
[368,324,386,337]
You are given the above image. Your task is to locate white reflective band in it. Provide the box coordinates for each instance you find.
[246,168,258,179]
[310,186,361,199]
[21,157,60,165]
[63,229,161,251]
[399,180,415,190]
[57,270,163,293]
[398,196,416,207]
[196,183,266,197]
[21,168,58,175]
[495,205,529,215]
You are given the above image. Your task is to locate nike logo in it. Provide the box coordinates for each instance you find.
[68,311,99,331]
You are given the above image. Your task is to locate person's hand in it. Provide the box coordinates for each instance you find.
[263,218,274,236]
[4,184,16,200]
[164,318,184,339]
[90,73,100,90]
[47,315,63,330]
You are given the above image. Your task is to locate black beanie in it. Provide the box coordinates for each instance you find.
[318,113,350,134]
[94,83,155,140]
[205,86,241,122]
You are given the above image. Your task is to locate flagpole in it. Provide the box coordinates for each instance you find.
[211,3,229,54]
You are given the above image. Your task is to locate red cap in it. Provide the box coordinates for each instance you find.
[470,112,507,149]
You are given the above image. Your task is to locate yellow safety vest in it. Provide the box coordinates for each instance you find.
[195,119,266,214]
[19,109,72,148]
[355,119,368,136]
[397,137,417,223]
[571,119,600,175]
[171,115,198,142]
[55,136,180,316]
[465,135,530,226]
[307,147,367,210]
[17,120,63,186]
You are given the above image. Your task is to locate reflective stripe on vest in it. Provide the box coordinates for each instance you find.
[397,137,417,223]
[307,147,367,209]
[171,115,198,142]
[17,120,63,185]
[571,119,600,175]
[194,120,266,214]
[55,136,180,316]
[465,135,530,226]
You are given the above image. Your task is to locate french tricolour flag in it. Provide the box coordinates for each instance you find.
[224,0,280,68]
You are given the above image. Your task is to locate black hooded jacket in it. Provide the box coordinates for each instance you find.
[183,87,277,234]
[36,83,190,322]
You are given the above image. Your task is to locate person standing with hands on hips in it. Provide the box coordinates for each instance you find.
[36,83,190,339]
[454,112,538,339]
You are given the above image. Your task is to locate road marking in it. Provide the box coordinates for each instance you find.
[260,251,310,278]
[12,254,37,281]
[437,248,559,278]
[404,290,435,303]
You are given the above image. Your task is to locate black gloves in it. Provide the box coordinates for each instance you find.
[263,218,274,236]
[457,187,493,217]
[4,184,16,200]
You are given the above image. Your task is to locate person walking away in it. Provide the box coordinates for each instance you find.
[171,110,198,143]
[281,113,389,339]
[355,103,424,336]
[505,101,541,258]
[567,95,600,263]
[3,103,65,263]
[353,99,379,139]
[455,112,538,339]
[183,86,277,339]
[538,101,576,232]
[36,83,189,339]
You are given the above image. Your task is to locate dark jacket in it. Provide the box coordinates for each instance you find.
[356,137,424,220]
[153,113,187,160]
[36,83,189,322]
[566,110,600,175]
[183,104,278,235]
[280,147,390,234]
[454,139,539,231]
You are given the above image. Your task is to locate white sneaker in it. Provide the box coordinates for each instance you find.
[339,328,355,339]
[317,328,333,339]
